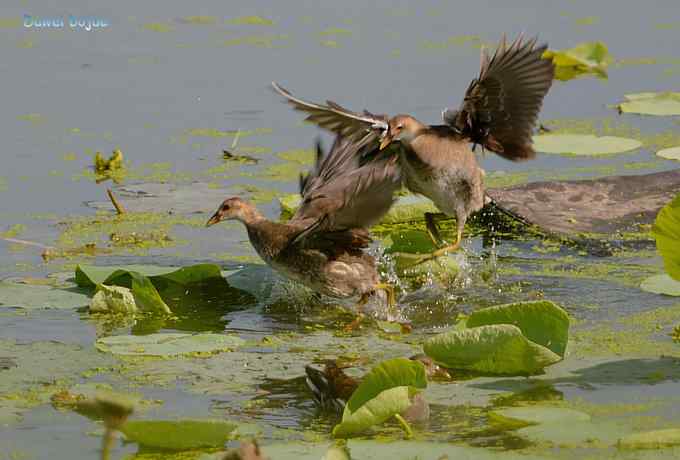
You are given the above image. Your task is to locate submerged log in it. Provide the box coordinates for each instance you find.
[480,169,680,255]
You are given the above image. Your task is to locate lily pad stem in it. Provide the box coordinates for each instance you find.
[393,413,413,438]
[107,189,125,215]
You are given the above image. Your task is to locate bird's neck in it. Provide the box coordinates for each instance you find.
[241,216,292,261]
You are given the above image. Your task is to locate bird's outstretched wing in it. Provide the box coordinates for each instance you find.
[442,34,555,161]
[289,134,401,250]
[272,82,389,140]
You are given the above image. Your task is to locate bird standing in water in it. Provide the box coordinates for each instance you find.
[273,35,554,264]
[207,134,401,319]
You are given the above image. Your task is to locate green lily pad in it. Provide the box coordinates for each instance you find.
[257,440,555,460]
[90,285,137,314]
[618,428,680,449]
[76,264,225,316]
[121,419,238,450]
[532,134,642,156]
[657,147,680,161]
[543,41,612,81]
[489,407,590,429]
[640,274,680,296]
[0,280,89,309]
[345,358,427,413]
[617,92,680,116]
[75,264,223,288]
[384,230,436,254]
[517,420,631,447]
[333,358,427,438]
[95,333,245,357]
[332,386,417,438]
[423,324,562,375]
[652,193,680,281]
[466,301,570,357]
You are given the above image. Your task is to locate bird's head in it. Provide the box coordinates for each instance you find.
[206,197,255,226]
[380,115,424,150]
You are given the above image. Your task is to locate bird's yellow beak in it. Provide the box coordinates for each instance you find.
[206,212,221,227]
[379,134,393,150]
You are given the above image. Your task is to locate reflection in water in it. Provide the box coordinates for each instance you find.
[134,277,257,334]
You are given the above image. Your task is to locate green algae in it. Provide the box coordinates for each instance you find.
[51,211,206,259]
[143,23,173,33]
[222,35,289,48]
[1,224,26,239]
[572,302,680,358]
[186,128,272,138]
[182,16,218,25]
[227,16,274,26]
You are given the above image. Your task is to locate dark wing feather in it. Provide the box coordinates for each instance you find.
[272,82,389,140]
[443,35,555,161]
[289,134,401,249]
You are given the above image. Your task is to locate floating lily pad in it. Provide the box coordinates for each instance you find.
[75,264,223,288]
[466,301,570,357]
[652,193,680,281]
[618,428,680,449]
[332,387,417,439]
[543,41,612,81]
[258,440,555,460]
[0,280,90,310]
[332,358,427,438]
[640,274,680,296]
[95,333,245,357]
[532,134,642,156]
[657,147,680,161]
[517,420,631,447]
[77,264,226,315]
[423,324,561,375]
[489,407,590,429]
[121,419,238,450]
[618,92,680,116]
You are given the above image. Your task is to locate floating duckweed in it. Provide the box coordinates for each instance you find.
[62,152,77,161]
[277,148,315,164]
[143,22,173,32]
[0,17,21,28]
[227,16,274,26]
[319,27,352,36]
[320,40,339,48]
[17,113,45,124]
[574,16,599,26]
[223,34,288,48]
[186,127,272,138]
[182,16,217,25]
[1,224,26,239]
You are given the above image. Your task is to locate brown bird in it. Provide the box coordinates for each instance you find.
[305,354,451,419]
[273,35,554,264]
[206,134,401,316]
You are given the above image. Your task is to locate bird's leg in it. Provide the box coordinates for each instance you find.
[374,282,396,310]
[428,227,463,259]
[344,292,370,332]
[407,222,464,267]
[344,283,397,332]
[424,212,445,247]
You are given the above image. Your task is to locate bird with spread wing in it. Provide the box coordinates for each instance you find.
[273,35,554,264]
[207,133,402,324]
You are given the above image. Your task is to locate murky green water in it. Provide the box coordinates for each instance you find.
[2,0,680,459]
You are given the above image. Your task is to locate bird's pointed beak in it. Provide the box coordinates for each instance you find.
[379,133,393,150]
[206,212,221,227]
